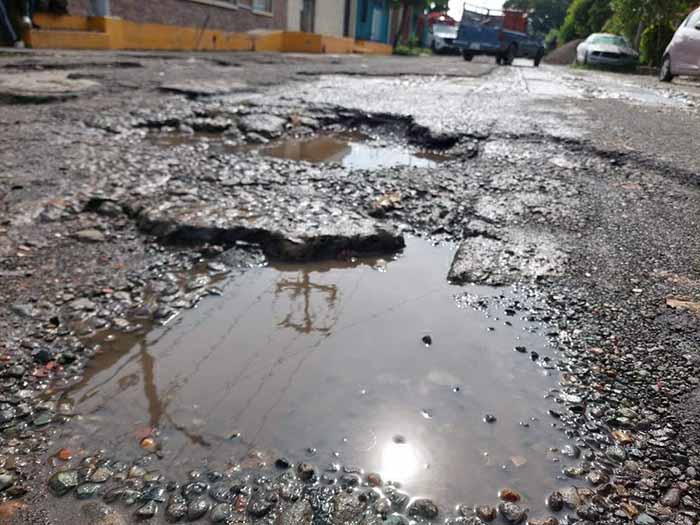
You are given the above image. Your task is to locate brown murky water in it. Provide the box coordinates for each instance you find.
[258,133,444,169]
[150,131,444,170]
[58,239,573,510]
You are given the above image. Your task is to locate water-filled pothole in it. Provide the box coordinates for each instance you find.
[257,133,444,169]
[56,239,574,514]
[149,131,446,170]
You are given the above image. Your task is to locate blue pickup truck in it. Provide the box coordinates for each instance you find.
[454,6,545,66]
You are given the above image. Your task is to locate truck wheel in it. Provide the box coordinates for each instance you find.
[660,55,674,82]
[534,50,544,67]
[504,45,516,66]
[462,50,473,61]
[496,55,503,65]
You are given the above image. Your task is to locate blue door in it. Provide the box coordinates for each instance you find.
[356,0,389,43]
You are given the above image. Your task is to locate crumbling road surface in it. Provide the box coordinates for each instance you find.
[2,50,700,525]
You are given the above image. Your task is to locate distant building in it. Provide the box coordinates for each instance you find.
[67,0,287,33]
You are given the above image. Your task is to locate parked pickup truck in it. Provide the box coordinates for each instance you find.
[454,5,545,66]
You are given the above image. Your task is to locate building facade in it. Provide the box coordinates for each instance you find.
[67,0,287,32]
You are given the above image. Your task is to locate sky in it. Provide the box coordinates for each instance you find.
[448,0,505,20]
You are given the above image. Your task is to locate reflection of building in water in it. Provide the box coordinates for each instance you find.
[275,270,338,334]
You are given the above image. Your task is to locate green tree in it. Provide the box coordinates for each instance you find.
[503,0,572,37]
[558,0,612,43]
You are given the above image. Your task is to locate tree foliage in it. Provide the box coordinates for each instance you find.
[503,0,571,37]
[558,0,612,43]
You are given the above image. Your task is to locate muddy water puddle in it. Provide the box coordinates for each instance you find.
[150,131,445,170]
[58,239,574,511]
[258,133,443,169]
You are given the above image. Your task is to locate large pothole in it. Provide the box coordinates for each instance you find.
[48,239,578,521]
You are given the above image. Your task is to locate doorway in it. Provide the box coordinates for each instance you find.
[300,0,315,33]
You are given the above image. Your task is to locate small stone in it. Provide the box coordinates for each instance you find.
[139,437,158,452]
[76,483,101,499]
[248,490,276,518]
[90,467,113,483]
[296,463,315,482]
[166,495,187,521]
[367,473,382,487]
[660,488,681,508]
[499,488,521,502]
[635,513,656,525]
[528,519,559,525]
[128,466,145,478]
[48,470,79,496]
[80,502,127,525]
[586,470,609,485]
[612,430,633,445]
[514,346,527,353]
[135,500,158,519]
[484,414,497,423]
[560,444,580,458]
[546,491,564,512]
[475,504,497,521]
[56,448,73,461]
[605,445,627,462]
[422,335,433,347]
[407,498,439,520]
[188,498,210,520]
[74,229,106,243]
[275,457,291,470]
[498,502,526,524]
[0,473,16,492]
[211,503,233,523]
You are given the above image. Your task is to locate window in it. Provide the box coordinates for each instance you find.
[252,0,272,12]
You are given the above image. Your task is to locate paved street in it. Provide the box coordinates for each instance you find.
[2,51,700,524]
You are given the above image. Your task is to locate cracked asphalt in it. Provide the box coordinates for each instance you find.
[2,50,700,525]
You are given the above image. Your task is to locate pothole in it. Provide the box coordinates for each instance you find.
[254,132,446,169]
[149,130,448,170]
[49,239,577,519]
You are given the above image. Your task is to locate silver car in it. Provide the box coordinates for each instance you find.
[660,8,700,82]
[576,33,639,67]
[427,23,459,54]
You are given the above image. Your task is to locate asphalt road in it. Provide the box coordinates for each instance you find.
[2,51,700,524]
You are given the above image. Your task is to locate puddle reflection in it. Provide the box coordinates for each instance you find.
[59,239,570,509]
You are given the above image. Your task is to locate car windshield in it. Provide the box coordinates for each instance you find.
[590,35,628,47]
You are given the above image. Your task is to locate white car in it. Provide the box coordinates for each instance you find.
[427,23,459,54]
[576,33,639,67]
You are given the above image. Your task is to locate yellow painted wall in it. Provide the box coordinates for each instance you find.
[27,15,392,55]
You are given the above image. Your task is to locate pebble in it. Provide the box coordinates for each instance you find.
[407,498,439,520]
[498,488,521,502]
[421,335,433,347]
[76,482,101,499]
[367,473,382,487]
[48,470,79,496]
[74,229,107,243]
[484,414,497,423]
[475,504,497,521]
[660,487,681,508]
[498,502,526,524]
[210,503,233,523]
[187,498,210,520]
[605,445,627,462]
[0,473,16,492]
[546,491,564,512]
[635,513,656,525]
[135,500,158,519]
[296,463,316,482]
[166,495,187,521]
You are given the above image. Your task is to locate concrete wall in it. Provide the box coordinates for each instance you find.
[287,0,302,30]
[313,0,344,37]
[67,0,286,32]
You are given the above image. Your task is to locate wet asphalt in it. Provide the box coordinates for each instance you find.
[2,51,700,524]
